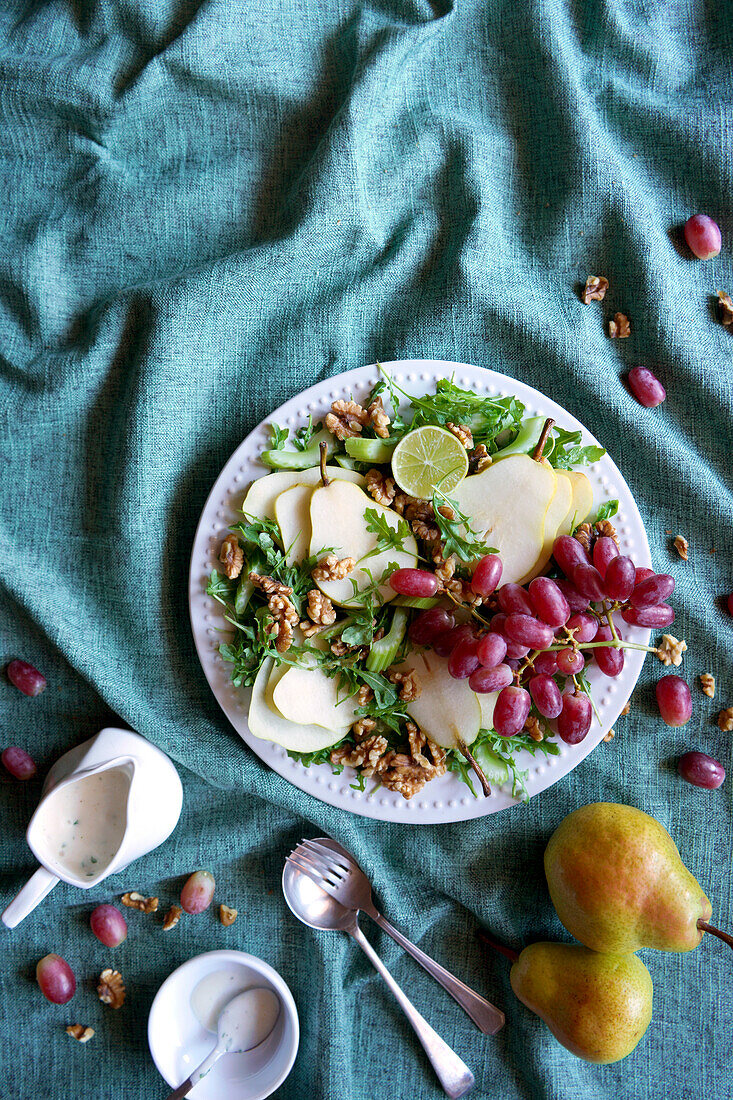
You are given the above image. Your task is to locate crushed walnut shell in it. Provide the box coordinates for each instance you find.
[66,1025,94,1043]
[387,667,421,702]
[446,422,474,449]
[603,729,615,743]
[162,905,183,931]
[582,275,609,304]
[312,554,356,582]
[469,443,492,473]
[674,534,689,561]
[367,396,391,439]
[700,673,715,699]
[325,399,369,440]
[717,707,733,732]
[656,634,687,667]
[608,312,631,338]
[121,892,158,914]
[97,969,125,1009]
[306,589,336,626]
[717,290,733,326]
[365,468,396,506]
[219,904,238,927]
[219,534,244,580]
[574,523,593,553]
[524,715,544,742]
[620,700,631,715]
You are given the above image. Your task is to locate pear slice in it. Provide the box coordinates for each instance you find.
[273,484,312,565]
[562,470,594,529]
[309,479,418,607]
[242,466,364,525]
[517,471,573,584]
[391,649,482,751]
[452,454,557,586]
[272,660,360,730]
[478,690,500,731]
[248,658,348,752]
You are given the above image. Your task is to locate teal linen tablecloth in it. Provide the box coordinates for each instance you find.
[1,1,731,1097]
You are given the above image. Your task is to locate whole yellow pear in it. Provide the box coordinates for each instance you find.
[510,942,653,1064]
[544,802,712,953]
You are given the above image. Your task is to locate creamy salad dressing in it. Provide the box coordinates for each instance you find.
[191,969,280,1048]
[37,766,131,879]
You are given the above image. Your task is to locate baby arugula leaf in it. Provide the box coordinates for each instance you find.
[268,423,289,449]
[364,507,412,555]
[293,414,316,451]
[549,427,605,469]
[432,488,497,563]
[591,499,619,524]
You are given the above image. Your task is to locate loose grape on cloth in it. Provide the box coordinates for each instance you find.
[0,1,731,1098]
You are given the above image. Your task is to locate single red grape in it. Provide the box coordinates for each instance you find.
[553,535,590,576]
[409,608,455,646]
[628,367,666,409]
[181,870,215,914]
[557,691,592,744]
[572,563,606,601]
[493,686,531,737]
[566,612,598,643]
[497,583,534,616]
[2,746,37,780]
[36,954,76,1004]
[629,573,674,609]
[684,214,722,260]
[634,566,654,584]
[593,536,619,578]
[389,569,439,598]
[678,751,725,789]
[476,633,507,668]
[529,675,562,719]
[7,660,47,697]
[448,637,481,680]
[90,904,128,948]
[469,663,514,694]
[622,604,675,628]
[504,614,555,649]
[556,648,585,675]
[470,554,503,597]
[656,676,692,727]
[528,577,570,627]
[604,555,636,601]
[594,624,624,677]
[532,650,559,676]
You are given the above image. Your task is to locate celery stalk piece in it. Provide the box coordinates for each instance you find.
[334,453,360,471]
[261,429,337,470]
[365,608,409,672]
[472,743,509,785]
[392,595,442,609]
[344,437,396,463]
[493,416,546,460]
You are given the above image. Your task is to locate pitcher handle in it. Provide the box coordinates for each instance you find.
[2,867,59,929]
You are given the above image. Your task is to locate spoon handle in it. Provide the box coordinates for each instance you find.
[349,922,474,1099]
[163,1078,194,1100]
[163,1044,221,1100]
[370,910,505,1035]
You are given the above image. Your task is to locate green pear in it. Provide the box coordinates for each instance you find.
[241,465,364,525]
[544,802,712,953]
[510,942,653,1064]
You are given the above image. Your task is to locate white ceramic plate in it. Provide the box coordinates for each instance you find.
[189,360,651,823]
[148,950,299,1100]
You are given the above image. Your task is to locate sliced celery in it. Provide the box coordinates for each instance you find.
[493,416,546,460]
[333,453,360,471]
[261,429,336,470]
[392,595,441,609]
[234,578,254,617]
[365,608,409,672]
[472,743,509,785]
[344,437,396,463]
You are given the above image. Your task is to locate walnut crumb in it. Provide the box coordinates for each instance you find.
[620,700,631,716]
[674,534,689,561]
[387,667,421,701]
[699,673,715,699]
[582,275,609,304]
[574,523,593,553]
[524,715,544,742]
[312,554,356,582]
[219,904,238,927]
[121,892,158,914]
[325,399,369,440]
[162,905,182,931]
[656,634,687,667]
[717,290,733,326]
[608,312,631,338]
[265,593,299,653]
[603,728,616,743]
[249,573,292,598]
[97,969,125,1009]
[357,683,374,706]
[367,396,391,438]
[219,534,243,580]
[446,422,474,449]
[469,443,492,473]
[365,468,396,506]
[717,707,733,732]
[66,1025,94,1043]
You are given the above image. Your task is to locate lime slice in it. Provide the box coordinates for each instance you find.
[391,426,469,498]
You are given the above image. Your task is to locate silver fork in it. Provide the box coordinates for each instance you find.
[288,838,505,1035]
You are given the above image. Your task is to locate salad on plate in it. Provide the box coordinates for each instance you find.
[206,371,666,802]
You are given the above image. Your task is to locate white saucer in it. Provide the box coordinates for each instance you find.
[148,950,299,1100]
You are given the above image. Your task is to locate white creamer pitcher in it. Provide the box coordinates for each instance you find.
[2,727,183,929]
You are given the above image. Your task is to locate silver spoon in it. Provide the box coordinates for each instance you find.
[291,837,505,1034]
[282,844,475,1099]
[164,987,280,1100]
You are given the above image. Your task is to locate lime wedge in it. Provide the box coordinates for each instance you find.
[391,426,469,499]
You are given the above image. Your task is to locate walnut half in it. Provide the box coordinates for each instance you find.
[66,1025,94,1043]
[98,968,125,1009]
[608,312,631,338]
[162,905,183,931]
[219,904,238,927]
[121,891,158,914]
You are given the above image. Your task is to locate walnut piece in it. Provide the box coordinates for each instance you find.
[249,573,292,598]
[387,667,421,701]
[379,723,447,799]
[162,905,182,931]
[620,700,631,715]
[267,615,293,654]
[718,290,733,326]
[356,684,374,706]
[582,275,609,304]
[367,396,391,439]
[446,422,474,449]
[121,891,158,914]
[219,535,243,580]
[674,534,689,561]
[352,715,377,741]
[594,518,619,545]
[603,728,615,743]
[306,589,336,626]
[331,734,389,776]
[365,468,396,506]
[97,969,125,1009]
[312,554,355,582]
[325,399,369,440]
[717,707,733,732]
[469,443,492,473]
[574,523,593,553]
[219,904,238,927]
[66,1025,94,1043]
[656,634,687,667]
[434,555,457,586]
[524,715,544,742]
[608,312,631,338]
[700,673,715,699]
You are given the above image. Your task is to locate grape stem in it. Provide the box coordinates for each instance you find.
[544,639,657,653]
[477,929,520,963]
[532,418,555,462]
[698,920,733,951]
[457,737,492,797]
[319,441,331,487]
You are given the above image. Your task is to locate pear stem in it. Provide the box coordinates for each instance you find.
[457,737,492,797]
[477,929,520,963]
[319,441,331,487]
[532,417,555,462]
[698,920,733,951]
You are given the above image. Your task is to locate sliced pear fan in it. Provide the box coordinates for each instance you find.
[241,466,364,526]
[248,658,348,752]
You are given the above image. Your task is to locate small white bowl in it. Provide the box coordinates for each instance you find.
[148,950,299,1100]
